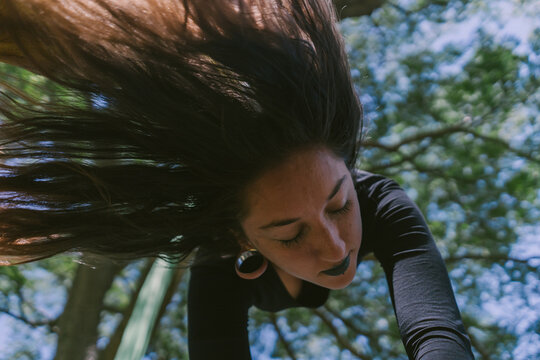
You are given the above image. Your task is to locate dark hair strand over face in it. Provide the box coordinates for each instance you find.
[0,0,362,265]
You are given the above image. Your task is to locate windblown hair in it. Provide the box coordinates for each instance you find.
[0,0,362,264]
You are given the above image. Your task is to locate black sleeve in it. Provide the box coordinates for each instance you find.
[187,252,329,359]
[188,171,473,359]
[357,172,475,359]
[188,256,253,360]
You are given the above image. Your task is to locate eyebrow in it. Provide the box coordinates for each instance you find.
[259,217,301,230]
[259,175,347,230]
[327,175,346,201]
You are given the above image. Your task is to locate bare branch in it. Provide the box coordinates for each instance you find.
[364,142,430,172]
[333,0,386,20]
[0,272,59,332]
[324,305,409,358]
[149,266,188,344]
[311,308,372,359]
[361,123,468,152]
[407,159,454,179]
[467,329,492,360]
[98,259,154,360]
[463,129,540,165]
[269,313,297,360]
[385,1,411,16]
[445,254,540,272]
[362,121,539,168]
[323,305,381,339]
[0,307,54,328]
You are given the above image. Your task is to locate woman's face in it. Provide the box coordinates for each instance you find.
[240,147,362,290]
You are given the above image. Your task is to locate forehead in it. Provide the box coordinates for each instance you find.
[242,147,349,223]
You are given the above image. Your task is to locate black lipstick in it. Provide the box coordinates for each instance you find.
[322,253,350,276]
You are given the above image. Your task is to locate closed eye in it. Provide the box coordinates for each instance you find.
[278,227,305,248]
[329,199,352,216]
[278,200,351,248]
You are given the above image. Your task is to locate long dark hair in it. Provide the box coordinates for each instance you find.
[0,0,362,264]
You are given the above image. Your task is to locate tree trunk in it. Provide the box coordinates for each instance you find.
[53,261,122,360]
[97,260,154,360]
[148,266,187,342]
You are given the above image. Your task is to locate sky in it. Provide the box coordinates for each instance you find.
[1,0,539,359]
[429,2,540,357]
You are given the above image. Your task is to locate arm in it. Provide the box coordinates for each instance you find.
[360,173,474,359]
[188,256,253,360]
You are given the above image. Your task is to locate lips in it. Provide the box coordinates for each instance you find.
[321,252,351,276]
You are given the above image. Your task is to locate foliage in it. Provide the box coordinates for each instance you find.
[1,0,539,359]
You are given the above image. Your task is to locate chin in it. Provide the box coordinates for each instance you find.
[318,256,357,290]
[327,278,354,290]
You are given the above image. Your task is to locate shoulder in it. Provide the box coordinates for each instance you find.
[353,170,431,259]
[353,170,413,224]
[353,170,418,215]
[353,170,403,199]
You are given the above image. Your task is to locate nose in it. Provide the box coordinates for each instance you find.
[315,219,347,262]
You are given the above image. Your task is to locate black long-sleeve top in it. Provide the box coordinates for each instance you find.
[188,171,475,359]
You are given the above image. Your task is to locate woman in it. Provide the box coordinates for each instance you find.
[0,0,475,358]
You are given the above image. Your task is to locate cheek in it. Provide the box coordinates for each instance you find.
[263,245,303,262]
[354,205,363,244]
[344,198,362,244]
[257,243,314,271]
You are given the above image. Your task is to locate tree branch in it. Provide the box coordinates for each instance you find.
[445,254,540,272]
[322,305,405,357]
[323,305,379,339]
[0,307,54,328]
[148,266,188,344]
[365,142,430,172]
[407,159,455,180]
[463,129,540,165]
[361,123,468,152]
[385,0,411,16]
[311,308,371,359]
[98,259,154,360]
[269,313,297,360]
[467,329,492,360]
[362,120,540,168]
[333,0,386,20]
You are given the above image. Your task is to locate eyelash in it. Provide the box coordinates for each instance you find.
[330,199,352,216]
[278,199,352,248]
[279,229,304,248]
